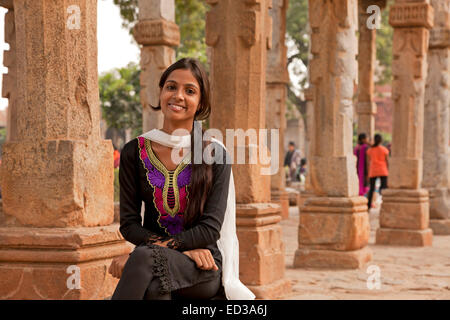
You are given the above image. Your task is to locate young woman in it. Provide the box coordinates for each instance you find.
[366,134,389,210]
[354,133,370,196]
[109,58,254,300]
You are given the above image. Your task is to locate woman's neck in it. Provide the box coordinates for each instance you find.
[161,121,193,136]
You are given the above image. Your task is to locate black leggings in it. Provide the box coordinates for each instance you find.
[111,245,221,300]
[367,176,388,209]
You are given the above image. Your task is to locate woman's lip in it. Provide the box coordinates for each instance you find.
[168,103,186,111]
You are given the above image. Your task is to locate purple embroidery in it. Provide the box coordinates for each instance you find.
[137,137,191,236]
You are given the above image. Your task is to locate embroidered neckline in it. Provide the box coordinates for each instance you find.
[144,138,190,218]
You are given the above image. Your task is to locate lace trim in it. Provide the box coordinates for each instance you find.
[147,233,185,251]
[147,243,172,295]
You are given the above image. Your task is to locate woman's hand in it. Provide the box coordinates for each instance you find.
[183,249,218,271]
[108,254,129,279]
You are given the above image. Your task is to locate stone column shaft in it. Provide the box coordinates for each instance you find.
[207,0,291,299]
[0,0,129,299]
[356,0,386,139]
[294,0,372,269]
[423,0,450,234]
[376,0,434,246]
[267,0,289,219]
[132,0,180,132]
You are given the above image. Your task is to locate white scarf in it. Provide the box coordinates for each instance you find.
[139,129,255,300]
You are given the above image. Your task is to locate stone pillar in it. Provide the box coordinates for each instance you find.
[132,0,180,132]
[356,0,386,139]
[376,0,434,246]
[1,0,17,142]
[294,0,372,269]
[423,0,450,235]
[0,0,130,299]
[297,87,315,209]
[206,0,291,299]
[267,0,289,219]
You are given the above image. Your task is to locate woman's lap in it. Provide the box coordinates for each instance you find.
[113,244,221,300]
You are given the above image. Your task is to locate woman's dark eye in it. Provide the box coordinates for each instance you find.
[186,88,195,95]
[167,85,176,90]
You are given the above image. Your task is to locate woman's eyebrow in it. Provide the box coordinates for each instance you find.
[166,79,199,89]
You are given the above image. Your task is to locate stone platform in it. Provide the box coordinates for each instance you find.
[281,206,450,299]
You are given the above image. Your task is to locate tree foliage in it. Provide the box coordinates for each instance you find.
[112,0,207,63]
[375,0,394,85]
[99,62,142,137]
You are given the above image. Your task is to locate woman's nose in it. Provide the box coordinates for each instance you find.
[173,89,184,101]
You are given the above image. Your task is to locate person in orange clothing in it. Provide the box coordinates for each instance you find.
[366,134,389,210]
[113,148,120,169]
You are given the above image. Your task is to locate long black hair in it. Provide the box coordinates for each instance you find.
[151,58,213,228]
[372,134,382,147]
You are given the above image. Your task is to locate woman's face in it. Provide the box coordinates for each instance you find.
[160,68,201,123]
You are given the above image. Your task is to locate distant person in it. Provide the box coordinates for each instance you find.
[354,133,370,196]
[298,158,307,183]
[284,141,302,183]
[113,148,120,169]
[366,134,389,209]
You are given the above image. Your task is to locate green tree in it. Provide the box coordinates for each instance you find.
[285,0,309,119]
[112,0,207,63]
[99,62,142,138]
[375,0,394,85]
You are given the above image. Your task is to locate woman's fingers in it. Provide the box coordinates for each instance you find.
[199,253,210,270]
[183,249,218,271]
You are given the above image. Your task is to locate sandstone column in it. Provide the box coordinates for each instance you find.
[266,0,289,219]
[206,0,291,299]
[356,0,386,139]
[294,0,372,269]
[132,0,180,132]
[297,87,315,209]
[0,0,130,299]
[423,0,450,235]
[1,0,17,142]
[376,0,434,246]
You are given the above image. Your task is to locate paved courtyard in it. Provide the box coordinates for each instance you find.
[280,206,450,300]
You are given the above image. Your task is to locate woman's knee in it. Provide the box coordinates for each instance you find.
[128,245,153,266]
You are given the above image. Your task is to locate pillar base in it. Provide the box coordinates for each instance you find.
[236,203,290,296]
[429,219,450,235]
[297,191,315,212]
[246,278,292,300]
[428,188,450,220]
[293,246,372,269]
[0,224,131,299]
[379,189,430,230]
[375,227,433,246]
[271,190,289,219]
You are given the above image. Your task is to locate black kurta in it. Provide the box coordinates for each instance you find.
[117,136,231,296]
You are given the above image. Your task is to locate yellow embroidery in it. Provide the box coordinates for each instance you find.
[144,138,191,217]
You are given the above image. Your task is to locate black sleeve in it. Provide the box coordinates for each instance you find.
[118,139,153,246]
[160,143,232,251]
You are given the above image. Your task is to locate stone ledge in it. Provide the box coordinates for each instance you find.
[293,246,372,269]
[246,278,292,300]
[0,223,124,249]
[429,219,450,235]
[375,227,433,246]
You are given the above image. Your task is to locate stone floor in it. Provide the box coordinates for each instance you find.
[280,205,450,300]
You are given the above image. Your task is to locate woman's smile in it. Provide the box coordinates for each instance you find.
[168,102,187,112]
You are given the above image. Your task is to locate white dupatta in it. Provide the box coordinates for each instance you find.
[139,129,255,300]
